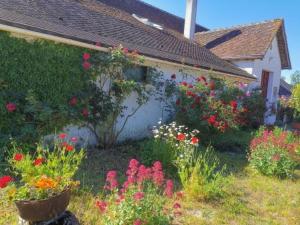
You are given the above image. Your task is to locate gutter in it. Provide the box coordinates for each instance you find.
[0,23,256,83]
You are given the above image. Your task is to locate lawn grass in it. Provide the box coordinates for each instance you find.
[0,144,299,225]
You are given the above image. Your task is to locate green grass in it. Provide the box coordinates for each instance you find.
[0,144,300,225]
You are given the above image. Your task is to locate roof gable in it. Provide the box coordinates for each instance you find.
[0,0,253,79]
[195,19,291,69]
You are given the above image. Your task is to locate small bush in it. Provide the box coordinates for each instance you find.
[178,146,230,201]
[141,122,229,201]
[95,159,182,225]
[248,127,300,178]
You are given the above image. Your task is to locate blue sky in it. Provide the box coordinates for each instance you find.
[143,0,299,83]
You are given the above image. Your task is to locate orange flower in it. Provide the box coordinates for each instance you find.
[34,176,58,190]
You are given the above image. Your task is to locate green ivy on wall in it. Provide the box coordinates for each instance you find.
[0,31,89,156]
[0,31,85,106]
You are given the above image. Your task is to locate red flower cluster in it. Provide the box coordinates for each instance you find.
[6,102,16,112]
[104,170,118,191]
[82,52,91,70]
[81,108,89,117]
[0,176,13,188]
[34,158,44,166]
[14,153,23,161]
[69,96,78,106]
[164,179,174,198]
[250,129,300,156]
[176,133,185,141]
[133,191,145,201]
[96,200,107,213]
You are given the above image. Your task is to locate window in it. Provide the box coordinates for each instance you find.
[124,66,148,82]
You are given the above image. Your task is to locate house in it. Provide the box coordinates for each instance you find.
[0,0,291,143]
[279,79,292,97]
[195,19,291,124]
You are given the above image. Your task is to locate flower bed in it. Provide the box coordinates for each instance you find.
[95,159,182,225]
[248,127,300,178]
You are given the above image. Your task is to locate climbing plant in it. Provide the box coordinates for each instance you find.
[0,31,158,155]
[0,31,87,158]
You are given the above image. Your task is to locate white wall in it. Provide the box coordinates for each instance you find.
[232,37,282,124]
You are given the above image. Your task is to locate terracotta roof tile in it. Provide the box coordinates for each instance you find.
[195,19,291,69]
[0,0,253,79]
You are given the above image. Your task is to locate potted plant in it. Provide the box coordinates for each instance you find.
[0,134,85,223]
[291,84,300,130]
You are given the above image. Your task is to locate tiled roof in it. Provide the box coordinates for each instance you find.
[97,0,208,33]
[279,79,292,97]
[195,19,291,69]
[0,0,253,79]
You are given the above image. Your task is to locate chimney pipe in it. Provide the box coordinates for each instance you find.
[184,0,198,40]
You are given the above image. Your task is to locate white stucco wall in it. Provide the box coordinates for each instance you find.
[232,37,282,124]
[115,63,199,142]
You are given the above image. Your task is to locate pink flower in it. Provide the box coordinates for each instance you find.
[70,137,78,143]
[152,161,162,171]
[164,179,174,198]
[96,200,107,213]
[69,96,78,106]
[152,161,164,186]
[133,219,143,225]
[173,202,181,209]
[6,102,16,112]
[0,176,13,188]
[95,42,101,47]
[82,108,89,117]
[137,165,152,184]
[58,133,68,139]
[83,53,90,61]
[105,170,118,190]
[14,153,23,161]
[123,48,129,54]
[83,61,91,70]
[133,192,144,201]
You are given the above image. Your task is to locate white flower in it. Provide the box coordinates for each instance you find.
[154,135,159,138]
[153,129,159,134]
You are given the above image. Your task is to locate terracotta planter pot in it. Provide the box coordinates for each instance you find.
[15,189,71,222]
[292,122,300,130]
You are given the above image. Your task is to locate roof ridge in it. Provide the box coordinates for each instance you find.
[137,0,208,30]
[196,18,283,35]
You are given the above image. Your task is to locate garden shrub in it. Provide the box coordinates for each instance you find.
[179,146,230,201]
[248,127,300,178]
[142,122,229,201]
[290,84,300,122]
[95,159,182,225]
